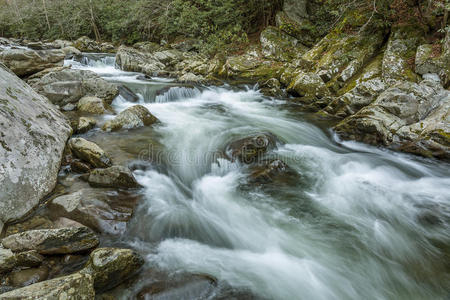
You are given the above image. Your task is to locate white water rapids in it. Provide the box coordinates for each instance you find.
[66,54,450,300]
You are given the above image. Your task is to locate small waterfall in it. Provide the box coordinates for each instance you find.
[77,53,116,68]
[155,86,202,103]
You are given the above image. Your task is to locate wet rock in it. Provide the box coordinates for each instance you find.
[0,48,65,77]
[0,272,95,299]
[335,75,450,159]
[260,78,286,97]
[77,117,97,134]
[260,26,308,62]
[0,248,16,273]
[88,166,141,189]
[5,216,55,237]
[1,227,99,255]
[8,265,49,287]
[288,71,330,98]
[49,188,139,235]
[30,68,119,107]
[226,133,277,164]
[53,217,86,229]
[70,160,92,173]
[68,137,113,168]
[62,46,82,57]
[82,248,144,292]
[382,24,424,84]
[14,250,44,268]
[102,105,158,132]
[77,96,108,114]
[136,274,216,300]
[0,63,72,227]
[249,160,299,185]
[118,85,139,102]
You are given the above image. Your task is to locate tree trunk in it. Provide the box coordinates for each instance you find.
[42,0,51,30]
[89,0,101,42]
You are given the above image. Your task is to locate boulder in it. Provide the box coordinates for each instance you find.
[68,137,112,168]
[260,26,308,62]
[88,166,141,189]
[382,24,424,84]
[0,63,72,227]
[288,71,330,98]
[178,72,205,84]
[0,248,43,274]
[259,78,286,97]
[0,48,65,77]
[275,11,318,47]
[73,36,115,53]
[335,75,449,159]
[30,68,119,107]
[4,215,55,237]
[118,85,139,102]
[77,96,108,114]
[0,272,95,299]
[102,105,158,132]
[7,265,49,287]
[1,227,99,255]
[226,133,277,164]
[77,117,97,134]
[49,188,139,235]
[116,46,165,75]
[82,248,144,292]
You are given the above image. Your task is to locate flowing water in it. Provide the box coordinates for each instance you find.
[66,54,450,300]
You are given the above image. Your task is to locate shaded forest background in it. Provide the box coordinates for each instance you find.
[0,0,448,54]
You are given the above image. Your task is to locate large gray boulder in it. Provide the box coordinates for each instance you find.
[0,48,65,77]
[335,75,449,159]
[29,68,119,107]
[0,64,72,230]
[260,26,308,62]
[0,272,95,299]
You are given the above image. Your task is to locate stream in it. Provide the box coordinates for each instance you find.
[64,54,450,300]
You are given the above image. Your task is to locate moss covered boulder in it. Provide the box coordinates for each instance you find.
[77,96,108,114]
[260,26,308,62]
[82,248,144,292]
[288,71,330,98]
[382,24,424,84]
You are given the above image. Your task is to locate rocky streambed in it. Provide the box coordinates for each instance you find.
[0,21,449,300]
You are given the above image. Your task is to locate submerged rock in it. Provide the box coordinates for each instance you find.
[1,227,99,255]
[226,133,277,164]
[82,248,144,292]
[249,159,299,185]
[0,63,72,228]
[88,166,141,189]
[29,68,119,107]
[0,48,65,77]
[68,137,113,168]
[0,272,95,299]
[102,105,158,132]
[118,85,139,102]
